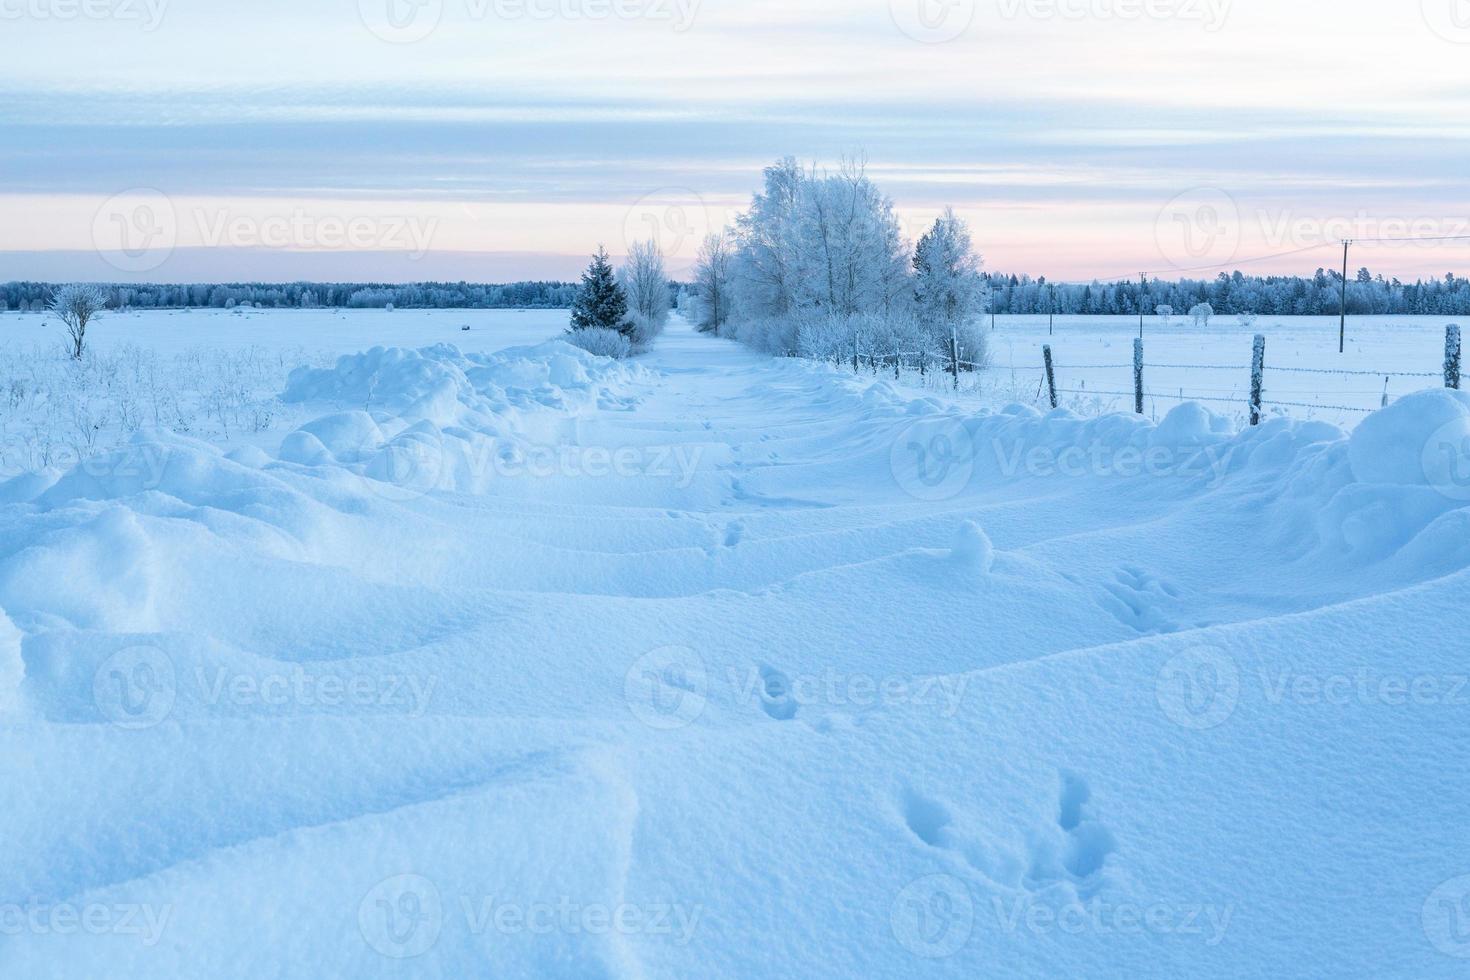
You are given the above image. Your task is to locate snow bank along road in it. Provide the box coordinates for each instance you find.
[2,316,1469,977]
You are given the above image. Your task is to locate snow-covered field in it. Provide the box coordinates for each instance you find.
[985,314,1457,427]
[2,312,1469,977]
[2,309,1456,481]
[0,308,569,477]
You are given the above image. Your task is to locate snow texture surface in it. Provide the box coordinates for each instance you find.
[2,314,1468,978]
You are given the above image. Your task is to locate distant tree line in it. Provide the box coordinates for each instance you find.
[986,269,1470,317]
[5,268,1470,319]
[0,280,576,312]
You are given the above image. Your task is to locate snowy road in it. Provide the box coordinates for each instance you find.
[3,317,1469,977]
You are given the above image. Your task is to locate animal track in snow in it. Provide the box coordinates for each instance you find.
[757,665,798,721]
[1026,772,1116,893]
[900,774,1116,896]
[723,521,745,548]
[1099,565,1182,634]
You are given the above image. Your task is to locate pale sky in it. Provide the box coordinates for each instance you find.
[2,0,1469,282]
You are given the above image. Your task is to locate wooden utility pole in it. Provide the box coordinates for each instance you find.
[1339,240,1350,354]
[1139,273,1147,339]
[1042,345,1058,409]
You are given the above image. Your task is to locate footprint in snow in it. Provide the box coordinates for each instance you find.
[757,665,798,721]
[1099,565,1182,635]
[899,773,1116,895]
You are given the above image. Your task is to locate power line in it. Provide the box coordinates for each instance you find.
[1015,229,1470,286]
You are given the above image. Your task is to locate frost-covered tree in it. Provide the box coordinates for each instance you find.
[722,155,915,356]
[620,239,670,348]
[49,283,108,359]
[692,231,734,334]
[913,208,989,357]
[1155,304,1174,325]
[570,246,630,335]
[1189,302,1215,327]
[791,156,910,317]
[732,157,805,321]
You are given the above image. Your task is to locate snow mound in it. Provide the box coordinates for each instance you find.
[1150,401,1232,448]
[0,606,22,717]
[950,520,995,573]
[1348,388,1470,487]
[279,342,645,495]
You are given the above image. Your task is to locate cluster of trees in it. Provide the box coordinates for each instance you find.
[685,157,992,367]
[565,241,672,358]
[0,280,577,312]
[986,269,1470,317]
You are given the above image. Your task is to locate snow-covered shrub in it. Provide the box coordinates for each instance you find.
[565,327,633,360]
[49,284,108,359]
[0,341,310,478]
[1190,302,1214,327]
[621,240,670,347]
[691,232,733,334]
[624,312,665,351]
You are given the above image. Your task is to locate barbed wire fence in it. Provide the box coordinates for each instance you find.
[842,323,1462,423]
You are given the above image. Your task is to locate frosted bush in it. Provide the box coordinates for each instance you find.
[0,342,311,478]
[566,328,633,360]
[625,312,665,351]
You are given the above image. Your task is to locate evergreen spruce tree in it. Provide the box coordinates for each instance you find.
[570,246,630,335]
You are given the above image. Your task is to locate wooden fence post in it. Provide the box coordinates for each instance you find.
[950,332,961,391]
[852,339,859,374]
[1043,344,1058,409]
[1133,337,1145,415]
[894,343,901,381]
[1250,334,1266,426]
[1446,324,1461,390]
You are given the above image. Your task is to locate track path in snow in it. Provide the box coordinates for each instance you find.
[6,315,1467,978]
